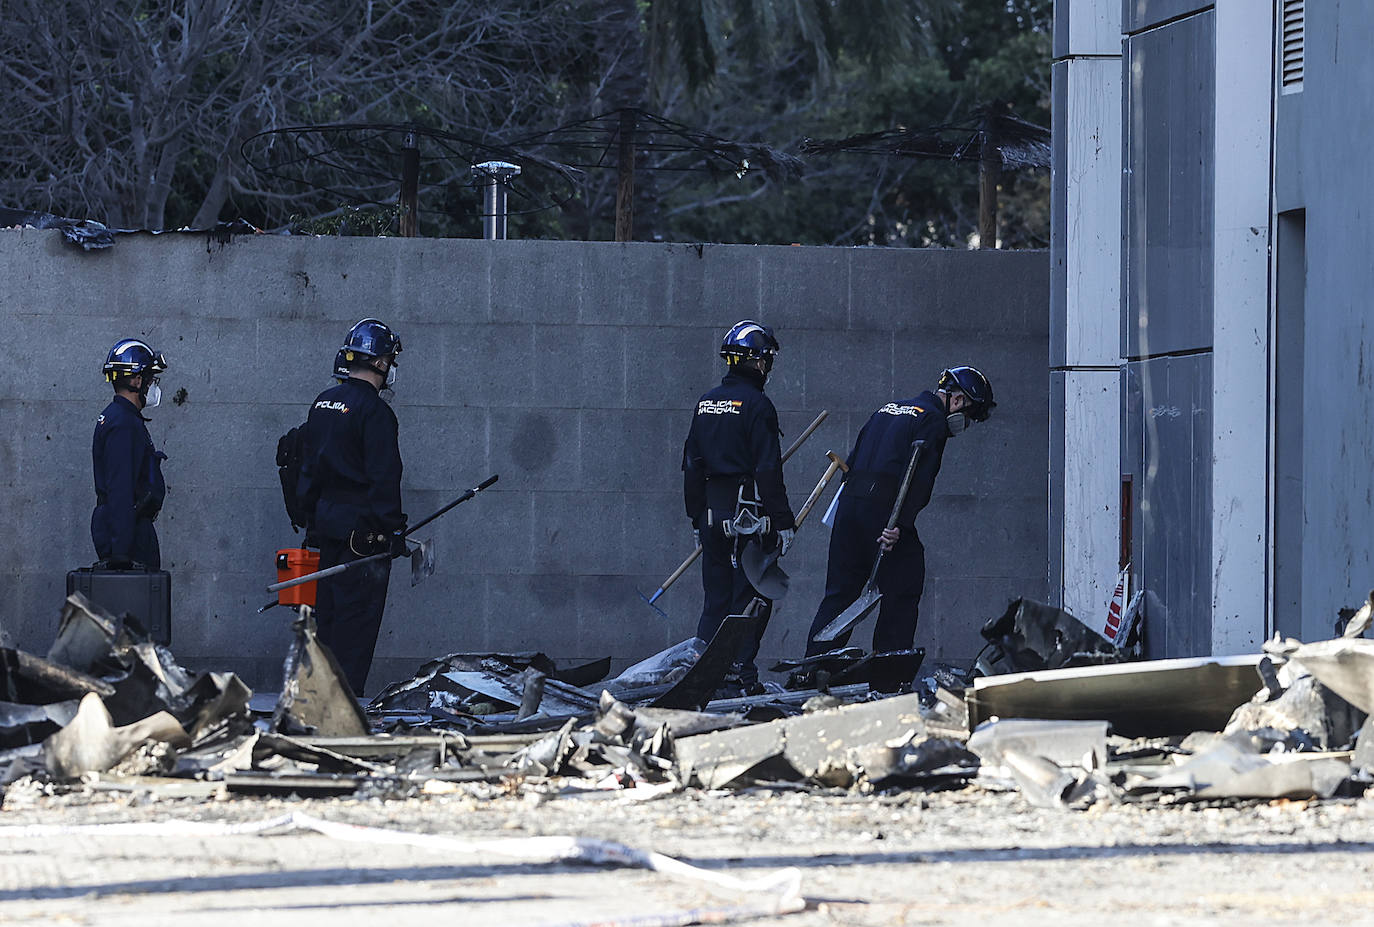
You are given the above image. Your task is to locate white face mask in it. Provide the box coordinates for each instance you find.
[385,364,397,388]
[946,411,967,436]
[143,382,161,410]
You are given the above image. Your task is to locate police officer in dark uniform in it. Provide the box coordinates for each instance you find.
[804,365,995,659]
[683,321,796,693]
[92,339,168,569]
[297,319,406,695]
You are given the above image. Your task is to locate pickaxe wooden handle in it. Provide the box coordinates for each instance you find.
[645,409,828,606]
[794,450,848,528]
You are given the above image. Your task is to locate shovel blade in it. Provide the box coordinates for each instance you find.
[410,538,435,586]
[740,543,790,600]
[814,587,882,642]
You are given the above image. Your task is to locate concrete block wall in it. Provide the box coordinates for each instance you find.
[0,231,1048,692]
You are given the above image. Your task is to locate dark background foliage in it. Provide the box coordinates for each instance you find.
[0,0,1049,246]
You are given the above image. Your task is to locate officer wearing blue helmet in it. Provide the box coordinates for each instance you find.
[297,319,406,695]
[92,339,169,569]
[683,320,797,695]
[802,366,995,671]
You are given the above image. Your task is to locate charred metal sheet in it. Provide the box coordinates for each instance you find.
[651,614,762,711]
[1268,637,1374,714]
[769,649,864,673]
[0,699,80,749]
[0,648,115,704]
[604,638,706,698]
[173,731,259,778]
[42,693,188,778]
[439,670,597,717]
[1134,736,1351,800]
[976,598,1137,675]
[516,718,581,776]
[968,654,1263,737]
[831,649,926,692]
[552,657,612,688]
[844,733,978,788]
[46,594,121,674]
[630,706,744,738]
[675,694,925,789]
[967,718,1109,769]
[271,612,369,738]
[368,652,560,711]
[256,732,389,774]
[1224,665,1362,751]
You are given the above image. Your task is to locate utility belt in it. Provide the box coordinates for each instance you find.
[704,475,771,566]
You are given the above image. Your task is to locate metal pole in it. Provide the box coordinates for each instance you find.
[399,131,419,237]
[472,160,521,240]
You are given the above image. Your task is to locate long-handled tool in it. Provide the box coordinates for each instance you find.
[813,440,925,642]
[740,449,848,599]
[266,474,499,596]
[639,409,829,616]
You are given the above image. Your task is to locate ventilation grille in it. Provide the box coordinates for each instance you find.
[1281,0,1304,93]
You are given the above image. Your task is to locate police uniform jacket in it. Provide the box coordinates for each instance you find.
[298,377,405,543]
[682,371,795,530]
[842,390,950,532]
[91,395,166,561]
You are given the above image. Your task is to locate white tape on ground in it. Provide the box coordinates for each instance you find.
[0,811,804,912]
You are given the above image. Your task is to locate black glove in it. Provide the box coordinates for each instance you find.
[388,531,409,559]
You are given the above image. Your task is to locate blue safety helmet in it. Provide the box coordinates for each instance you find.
[103,339,166,383]
[332,349,350,381]
[340,318,402,370]
[720,320,780,373]
[938,365,996,422]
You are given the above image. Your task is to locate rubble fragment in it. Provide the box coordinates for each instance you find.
[974,597,1140,676]
[41,693,188,778]
[968,654,1265,737]
[272,611,368,737]
[1267,636,1374,714]
[674,694,925,788]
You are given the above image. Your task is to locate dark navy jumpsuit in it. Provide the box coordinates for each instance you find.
[297,377,405,695]
[683,369,795,683]
[91,395,166,569]
[805,390,950,656]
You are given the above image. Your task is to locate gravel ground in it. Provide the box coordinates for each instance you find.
[2,782,1374,926]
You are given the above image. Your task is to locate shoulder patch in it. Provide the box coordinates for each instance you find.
[96,414,105,425]
[877,403,924,417]
[314,400,351,413]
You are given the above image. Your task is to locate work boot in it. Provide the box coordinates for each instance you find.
[710,675,746,701]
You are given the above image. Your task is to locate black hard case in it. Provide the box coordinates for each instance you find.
[65,567,172,644]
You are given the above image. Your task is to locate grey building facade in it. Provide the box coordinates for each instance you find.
[1052,0,1370,653]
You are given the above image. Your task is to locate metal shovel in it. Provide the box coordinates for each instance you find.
[813,440,925,642]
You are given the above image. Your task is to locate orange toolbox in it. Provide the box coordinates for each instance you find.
[275,548,321,607]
